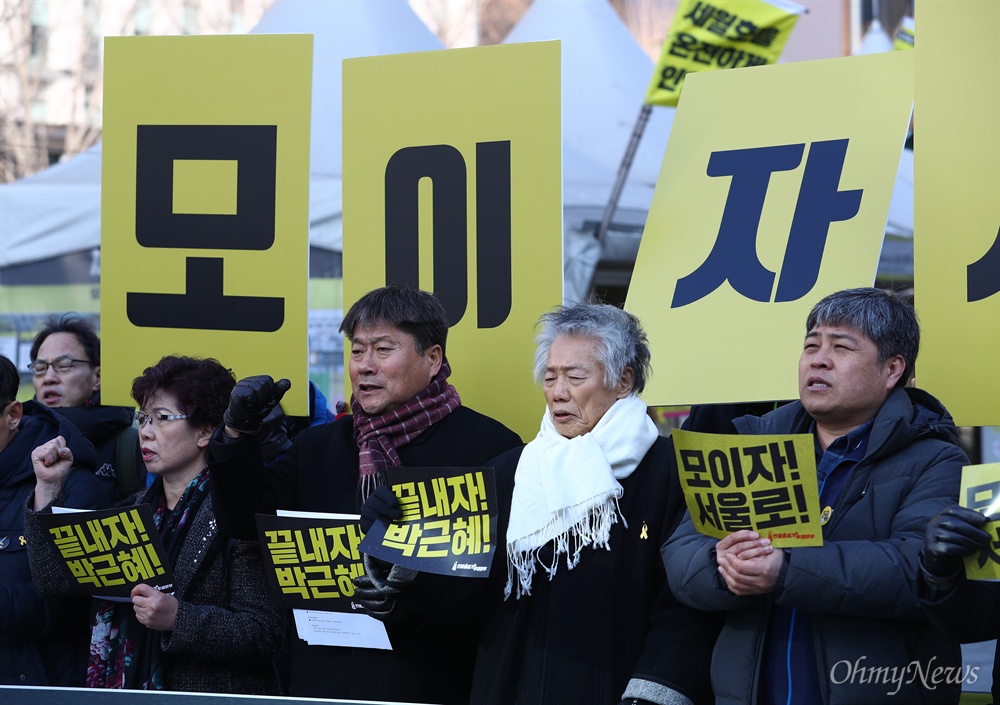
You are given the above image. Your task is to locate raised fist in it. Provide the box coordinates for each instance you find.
[223,375,291,434]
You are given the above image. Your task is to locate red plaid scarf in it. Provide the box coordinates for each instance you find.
[351,361,461,504]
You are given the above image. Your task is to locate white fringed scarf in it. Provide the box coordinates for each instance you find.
[505,394,658,599]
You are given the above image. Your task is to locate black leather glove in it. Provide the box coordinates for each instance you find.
[257,402,293,462]
[922,504,990,577]
[360,484,402,534]
[352,573,402,622]
[351,554,418,624]
[223,375,291,435]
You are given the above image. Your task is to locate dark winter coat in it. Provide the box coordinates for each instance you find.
[921,577,1000,702]
[663,387,966,705]
[1,401,107,686]
[24,480,283,694]
[54,393,144,499]
[472,437,719,705]
[208,405,522,704]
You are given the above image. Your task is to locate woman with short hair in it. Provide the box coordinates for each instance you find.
[27,355,283,693]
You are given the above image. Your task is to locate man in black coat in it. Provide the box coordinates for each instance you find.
[208,285,521,704]
[29,314,144,499]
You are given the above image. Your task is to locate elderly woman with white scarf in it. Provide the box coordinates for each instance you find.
[470,303,719,705]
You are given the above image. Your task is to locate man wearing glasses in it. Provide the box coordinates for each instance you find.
[28,314,145,500]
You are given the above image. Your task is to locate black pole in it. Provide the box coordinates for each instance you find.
[589,103,653,294]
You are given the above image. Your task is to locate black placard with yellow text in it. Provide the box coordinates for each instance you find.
[358,467,497,578]
[256,514,365,612]
[37,504,174,598]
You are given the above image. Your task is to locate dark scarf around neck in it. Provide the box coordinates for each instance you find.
[351,361,460,506]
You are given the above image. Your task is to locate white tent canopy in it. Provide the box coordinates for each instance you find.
[1,0,915,285]
[506,0,676,210]
[502,0,678,300]
[0,0,444,270]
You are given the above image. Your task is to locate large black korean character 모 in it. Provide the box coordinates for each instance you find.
[679,449,712,488]
[128,124,284,332]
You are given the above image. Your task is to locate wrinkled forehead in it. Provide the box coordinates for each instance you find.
[141,388,181,412]
[36,331,89,360]
[349,321,415,345]
[804,323,871,344]
[546,334,603,367]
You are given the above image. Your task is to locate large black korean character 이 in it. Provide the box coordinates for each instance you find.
[383,141,512,330]
[128,124,284,332]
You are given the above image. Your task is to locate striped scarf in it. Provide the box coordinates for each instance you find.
[351,361,461,506]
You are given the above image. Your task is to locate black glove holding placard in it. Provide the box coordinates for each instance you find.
[360,484,402,534]
[922,504,991,577]
[352,554,418,624]
[223,375,291,435]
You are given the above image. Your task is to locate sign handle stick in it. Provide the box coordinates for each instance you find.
[589,103,653,294]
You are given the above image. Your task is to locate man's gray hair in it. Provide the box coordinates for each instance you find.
[533,303,651,394]
[806,287,919,387]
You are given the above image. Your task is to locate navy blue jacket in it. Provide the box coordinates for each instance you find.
[663,388,966,705]
[0,401,108,685]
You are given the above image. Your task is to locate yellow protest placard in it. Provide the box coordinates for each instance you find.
[959,463,1000,581]
[645,0,804,107]
[914,2,999,427]
[101,35,312,414]
[342,42,563,442]
[627,51,914,406]
[672,429,822,547]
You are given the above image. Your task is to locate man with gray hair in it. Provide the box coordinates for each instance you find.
[662,287,965,705]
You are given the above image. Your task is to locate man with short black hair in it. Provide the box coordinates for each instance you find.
[208,284,521,704]
[30,313,144,499]
[663,287,965,705]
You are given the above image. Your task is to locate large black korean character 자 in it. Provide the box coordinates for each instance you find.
[128,124,284,332]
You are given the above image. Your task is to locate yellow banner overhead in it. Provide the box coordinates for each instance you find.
[101,35,312,413]
[627,51,914,406]
[893,16,914,51]
[343,42,563,442]
[914,1,999,427]
[645,0,804,107]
